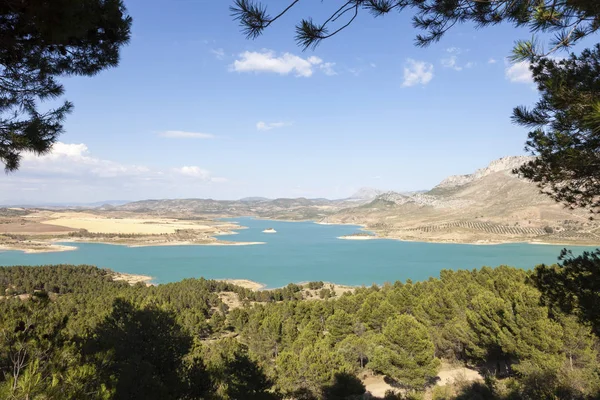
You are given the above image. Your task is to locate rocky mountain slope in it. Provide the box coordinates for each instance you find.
[324,157,600,244]
[115,197,354,221]
[435,156,533,189]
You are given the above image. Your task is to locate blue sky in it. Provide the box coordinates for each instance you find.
[2,0,566,203]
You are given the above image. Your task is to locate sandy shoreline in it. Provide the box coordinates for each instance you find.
[334,229,600,246]
[59,238,265,248]
[337,235,377,240]
[215,279,359,294]
[0,238,266,254]
[372,235,600,246]
[217,279,266,291]
[106,275,356,292]
[112,272,154,286]
[0,243,78,254]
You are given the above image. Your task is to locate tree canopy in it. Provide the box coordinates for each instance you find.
[0,0,131,172]
[231,0,599,52]
[513,45,600,213]
[3,264,598,399]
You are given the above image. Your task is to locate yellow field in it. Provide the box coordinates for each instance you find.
[40,212,211,234]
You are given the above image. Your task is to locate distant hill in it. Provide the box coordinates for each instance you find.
[115,196,356,221]
[0,200,131,208]
[239,197,271,202]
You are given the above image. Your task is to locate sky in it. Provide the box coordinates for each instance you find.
[0,0,583,203]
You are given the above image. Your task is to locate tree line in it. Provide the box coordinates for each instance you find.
[1,264,599,399]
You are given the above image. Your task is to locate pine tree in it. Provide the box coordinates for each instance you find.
[0,0,131,171]
[370,314,440,390]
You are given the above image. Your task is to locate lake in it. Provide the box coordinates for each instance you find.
[0,217,596,288]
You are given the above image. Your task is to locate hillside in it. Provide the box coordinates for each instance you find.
[324,156,600,244]
[115,197,357,221]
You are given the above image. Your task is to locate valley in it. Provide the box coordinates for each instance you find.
[1,156,598,253]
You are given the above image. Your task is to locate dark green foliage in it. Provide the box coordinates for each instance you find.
[514,45,600,213]
[532,249,600,336]
[201,338,278,399]
[245,283,304,302]
[0,264,127,295]
[1,264,600,399]
[84,299,199,400]
[321,372,366,400]
[307,281,324,290]
[453,381,498,400]
[222,350,278,399]
[0,0,131,171]
[370,314,440,390]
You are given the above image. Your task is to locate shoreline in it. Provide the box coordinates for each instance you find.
[0,243,78,254]
[335,231,600,246]
[216,278,358,292]
[0,239,266,254]
[337,235,377,240]
[112,272,154,286]
[217,279,266,291]
[61,238,265,249]
[365,235,600,247]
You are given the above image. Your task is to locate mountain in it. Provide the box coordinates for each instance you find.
[115,197,356,221]
[435,156,533,190]
[324,156,600,244]
[349,187,384,201]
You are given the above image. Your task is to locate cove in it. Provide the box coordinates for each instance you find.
[0,217,597,288]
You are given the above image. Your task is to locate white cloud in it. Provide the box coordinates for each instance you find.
[211,48,225,60]
[488,58,497,64]
[319,62,337,76]
[256,121,292,131]
[505,61,533,83]
[441,56,462,71]
[348,68,361,77]
[440,47,476,71]
[23,142,89,162]
[446,47,463,54]
[370,63,377,68]
[177,166,211,179]
[21,143,150,179]
[402,59,434,87]
[441,49,475,71]
[231,50,329,77]
[5,142,227,202]
[159,131,215,139]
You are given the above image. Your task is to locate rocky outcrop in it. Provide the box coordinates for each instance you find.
[369,191,474,209]
[436,156,534,189]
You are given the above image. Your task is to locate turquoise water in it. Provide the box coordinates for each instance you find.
[0,218,597,288]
